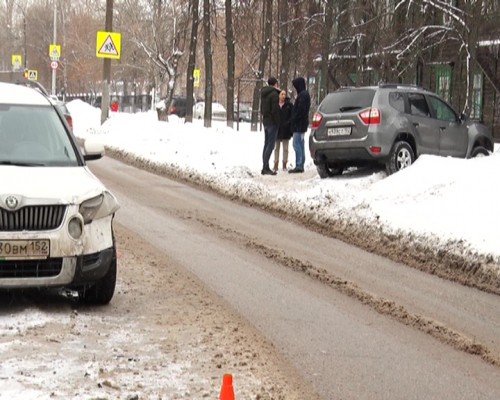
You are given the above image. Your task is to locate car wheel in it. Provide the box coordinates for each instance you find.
[79,249,117,305]
[316,163,344,179]
[386,141,415,175]
[470,146,489,158]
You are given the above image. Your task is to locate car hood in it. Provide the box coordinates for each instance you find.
[0,166,109,204]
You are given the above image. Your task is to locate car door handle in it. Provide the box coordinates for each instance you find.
[439,126,446,131]
[413,122,419,127]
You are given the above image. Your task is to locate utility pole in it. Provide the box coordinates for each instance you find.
[51,1,57,95]
[101,0,113,124]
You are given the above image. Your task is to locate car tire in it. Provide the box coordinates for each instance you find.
[79,248,117,305]
[386,141,415,175]
[316,163,344,179]
[470,146,489,158]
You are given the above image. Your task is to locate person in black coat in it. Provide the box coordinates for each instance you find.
[289,76,311,173]
[273,90,293,171]
[260,77,280,176]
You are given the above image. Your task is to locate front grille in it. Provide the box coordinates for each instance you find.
[0,258,63,278]
[0,205,66,231]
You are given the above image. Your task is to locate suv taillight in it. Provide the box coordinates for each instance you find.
[311,112,323,129]
[359,108,381,125]
[169,107,177,114]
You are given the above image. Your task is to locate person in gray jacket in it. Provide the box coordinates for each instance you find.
[260,77,280,175]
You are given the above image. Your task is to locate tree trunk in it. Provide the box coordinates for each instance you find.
[278,0,290,94]
[186,0,199,123]
[225,0,235,128]
[251,0,273,132]
[319,0,334,102]
[203,0,212,128]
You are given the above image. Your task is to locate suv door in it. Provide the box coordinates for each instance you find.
[406,92,440,155]
[427,95,468,157]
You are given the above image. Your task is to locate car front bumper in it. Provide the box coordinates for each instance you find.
[0,247,115,289]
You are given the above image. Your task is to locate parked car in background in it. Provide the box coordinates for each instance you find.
[193,101,227,120]
[50,96,73,130]
[168,96,187,117]
[309,83,494,178]
[0,82,120,304]
[234,103,252,122]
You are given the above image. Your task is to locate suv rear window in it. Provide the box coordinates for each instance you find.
[319,89,375,114]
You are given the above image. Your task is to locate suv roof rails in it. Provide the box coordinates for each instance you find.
[378,82,430,91]
[14,78,50,97]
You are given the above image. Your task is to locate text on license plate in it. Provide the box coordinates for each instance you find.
[328,127,352,136]
[0,240,50,259]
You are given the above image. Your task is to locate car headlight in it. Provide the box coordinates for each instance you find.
[79,191,120,224]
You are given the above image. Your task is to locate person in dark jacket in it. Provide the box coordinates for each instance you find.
[260,77,280,175]
[273,90,293,171]
[289,77,311,173]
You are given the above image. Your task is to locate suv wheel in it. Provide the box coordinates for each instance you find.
[470,146,489,158]
[79,249,117,305]
[386,141,415,175]
[316,163,344,179]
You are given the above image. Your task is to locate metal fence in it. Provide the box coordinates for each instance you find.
[65,93,154,113]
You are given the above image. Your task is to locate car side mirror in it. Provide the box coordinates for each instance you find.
[460,112,468,122]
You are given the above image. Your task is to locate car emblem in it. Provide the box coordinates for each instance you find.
[5,195,19,210]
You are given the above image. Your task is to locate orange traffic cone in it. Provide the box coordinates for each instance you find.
[219,373,235,400]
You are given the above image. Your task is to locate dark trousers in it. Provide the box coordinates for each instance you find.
[262,124,278,170]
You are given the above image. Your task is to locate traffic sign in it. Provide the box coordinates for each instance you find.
[50,61,58,70]
[96,31,121,60]
[194,69,201,88]
[12,54,22,71]
[27,70,38,81]
[49,44,61,61]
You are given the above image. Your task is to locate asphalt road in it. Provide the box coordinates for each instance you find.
[90,156,500,400]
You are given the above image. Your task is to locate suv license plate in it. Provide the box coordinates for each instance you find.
[0,240,50,259]
[328,127,351,136]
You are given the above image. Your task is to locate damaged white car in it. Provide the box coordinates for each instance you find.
[0,81,119,305]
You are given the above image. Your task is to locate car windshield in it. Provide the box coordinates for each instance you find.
[0,104,80,166]
[319,89,375,114]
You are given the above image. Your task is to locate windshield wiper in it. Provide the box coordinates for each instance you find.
[0,161,45,166]
[339,106,362,112]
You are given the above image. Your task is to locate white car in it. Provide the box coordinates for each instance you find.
[193,101,227,120]
[0,81,119,305]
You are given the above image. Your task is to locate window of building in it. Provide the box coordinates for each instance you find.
[470,72,483,120]
[435,65,452,103]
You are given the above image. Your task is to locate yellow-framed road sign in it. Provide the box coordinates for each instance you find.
[26,70,38,81]
[193,69,201,88]
[96,31,121,60]
[12,55,22,69]
[49,44,61,60]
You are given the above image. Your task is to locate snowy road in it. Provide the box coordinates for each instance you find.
[89,156,500,400]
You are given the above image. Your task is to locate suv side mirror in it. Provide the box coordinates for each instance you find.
[460,112,468,122]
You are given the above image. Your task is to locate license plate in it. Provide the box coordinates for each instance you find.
[0,240,50,259]
[328,127,351,136]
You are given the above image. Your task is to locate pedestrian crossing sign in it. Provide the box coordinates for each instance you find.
[96,31,121,60]
[26,70,38,81]
[12,55,22,69]
[49,44,61,60]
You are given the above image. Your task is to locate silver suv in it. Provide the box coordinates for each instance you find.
[0,81,119,304]
[309,84,494,177]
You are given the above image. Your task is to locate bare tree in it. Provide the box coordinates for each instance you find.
[121,0,190,119]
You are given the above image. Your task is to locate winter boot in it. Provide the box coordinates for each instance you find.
[273,160,279,172]
[282,160,287,171]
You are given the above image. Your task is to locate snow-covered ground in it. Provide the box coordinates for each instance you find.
[70,100,500,265]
